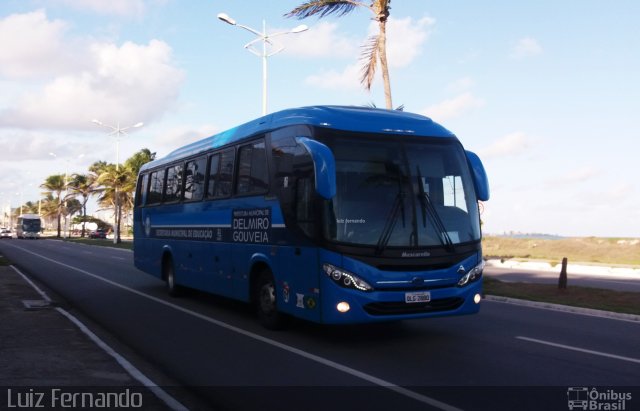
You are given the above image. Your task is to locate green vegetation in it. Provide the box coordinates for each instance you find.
[0,255,10,266]
[9,148,155,244]
[483,236,640,266]
[484,278,640,315]
[64,238,132,250]
[483,236,640,315]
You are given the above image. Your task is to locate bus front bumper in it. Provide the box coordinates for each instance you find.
[319,279,483,324]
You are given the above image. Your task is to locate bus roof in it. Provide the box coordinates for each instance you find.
[18,214,41,219]
[142,105,456,172]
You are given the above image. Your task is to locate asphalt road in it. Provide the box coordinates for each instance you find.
[1,239,638,411]
[484,265,640,292]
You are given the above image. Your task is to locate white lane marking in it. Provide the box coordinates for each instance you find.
[516,336,640,365]
[111,256,126,260]
[55,308,188,411]
[11,244,462,411]
[13,264,54,302]
[485,297,640,324]
[11,265,188,411]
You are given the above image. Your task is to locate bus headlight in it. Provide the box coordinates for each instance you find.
[323,263,373,292]
[457,261,484,287]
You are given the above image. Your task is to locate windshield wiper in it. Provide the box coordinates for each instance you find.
[416,166,455,252]
[375,177,406,256]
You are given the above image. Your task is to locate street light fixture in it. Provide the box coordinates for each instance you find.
[91,120,144,170]
[217,12,308,115]
[91,120,143,244]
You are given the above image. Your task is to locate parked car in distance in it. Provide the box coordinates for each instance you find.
[0,228,12,239]
[89,229,107,239]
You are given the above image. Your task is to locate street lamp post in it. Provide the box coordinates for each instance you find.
[217,13,308,115]
[91,120,143,244]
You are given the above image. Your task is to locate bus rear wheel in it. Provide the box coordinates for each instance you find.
[163,257,181,297]
[255,271,287,330]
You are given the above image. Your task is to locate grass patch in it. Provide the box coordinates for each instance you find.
[0,255,10,266]
[484,277,640,315]
[483,236,640,266]
[63,238,133,250]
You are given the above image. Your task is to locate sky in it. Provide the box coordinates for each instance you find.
[0,0,639,238]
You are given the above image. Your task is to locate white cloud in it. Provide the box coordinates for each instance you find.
[380,16,435,68]
[54,0,147,17]
[154,124,220,155]
[0,9,73,78]
[553,166,601,185]
[303,15,434,90]
[304,63,362,90]
[446,77,475,94]
[0,131,70,161]
[478,131,531,158]
[0,11,184,131]
[510,37,543,59]
[421,92,485,122]
[282,22,356,58]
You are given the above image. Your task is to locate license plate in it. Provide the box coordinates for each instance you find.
[405,291,431,303]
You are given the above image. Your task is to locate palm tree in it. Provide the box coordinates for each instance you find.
[17,201,39,214]
[39,194,59,232]
[67,173,98,237]
[65,198,83,235]
[96,164,135,243]
[92,149,155,243]
[40,174,66,237]
[285,0,393,109]
[125,148,156,176]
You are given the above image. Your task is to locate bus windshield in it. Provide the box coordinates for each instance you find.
[319,133,481,250]
[21,219,41,232]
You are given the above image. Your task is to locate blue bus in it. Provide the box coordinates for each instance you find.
[133,106,489,328]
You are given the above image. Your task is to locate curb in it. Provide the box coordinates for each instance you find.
[484,294,640,323]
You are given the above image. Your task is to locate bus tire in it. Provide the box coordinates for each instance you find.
[163,257,181,297]
[255,271,287,330]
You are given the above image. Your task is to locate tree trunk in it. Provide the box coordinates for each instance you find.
[56,210,61,238]
[378,21,393,109]
[115,194,122,244]
[81,201,87,238]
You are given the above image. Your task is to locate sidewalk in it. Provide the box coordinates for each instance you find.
[0,263,183,410]
[484,258,640,278]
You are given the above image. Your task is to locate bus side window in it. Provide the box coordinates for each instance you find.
[136,173,149,206]
[165,164,183,202]
[271,132,315,237]
[206,153,221,199]
[184,157,206,201]
[215,149,234,198]
[237,140,268,195]
[147,170,164,205]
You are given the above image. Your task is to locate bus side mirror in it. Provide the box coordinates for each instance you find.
[465,150,490,201]
[296,137,336,199]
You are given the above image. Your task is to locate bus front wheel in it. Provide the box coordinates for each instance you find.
[255,271,287,330]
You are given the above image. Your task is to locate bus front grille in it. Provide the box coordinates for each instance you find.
[363,297,464,316]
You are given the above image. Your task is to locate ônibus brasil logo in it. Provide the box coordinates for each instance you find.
[567,387,632,410]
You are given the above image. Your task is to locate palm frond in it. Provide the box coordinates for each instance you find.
[360,35,379,90]
[374,0,392,21]
[285,0,363,19]
[363,102,404,110]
